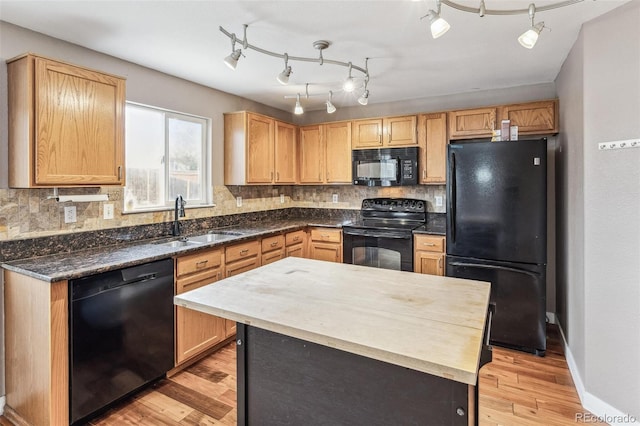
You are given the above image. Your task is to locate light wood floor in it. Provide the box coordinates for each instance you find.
[1,324,604,425]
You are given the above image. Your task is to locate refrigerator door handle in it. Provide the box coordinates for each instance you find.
[449,152,456,243]
[448,261,539,278]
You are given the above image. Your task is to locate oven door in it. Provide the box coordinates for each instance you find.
[343,228,413,271]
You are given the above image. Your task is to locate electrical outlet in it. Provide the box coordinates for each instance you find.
[64,206,77,223]
[103,203,114,220]
[236,196,242,207]
[280,194,285,204]
[435,196,443,207]
[332,194,338,203]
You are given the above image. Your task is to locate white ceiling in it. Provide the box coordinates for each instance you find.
[0,0,627,112]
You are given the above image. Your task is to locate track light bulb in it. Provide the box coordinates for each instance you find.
[427,10,450,39]
[277,66,292,85]
[358,90,369,106]
[518,22,544,49]
[224,49,242,70]
[294,94,304,115]
[343,76,355,93]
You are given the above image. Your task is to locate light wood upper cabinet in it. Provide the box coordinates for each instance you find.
[448,107,497,139]
[499,100,558,135]
[418,112,448,184]
[324,121,352,184]
[224,111,297,185]
[7,53,126,187]
[299,122,351,184]
[352,115,417,149]
[274,121,297,183]
[352,119,383,148]
[299,125,324,183]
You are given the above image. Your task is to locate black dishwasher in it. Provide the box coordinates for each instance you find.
[69,258,174,425]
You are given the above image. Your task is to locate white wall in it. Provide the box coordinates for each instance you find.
[556,0,640,420]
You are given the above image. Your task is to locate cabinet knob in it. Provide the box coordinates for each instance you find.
[270,241,278,247]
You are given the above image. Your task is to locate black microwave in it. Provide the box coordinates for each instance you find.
[352,147,418,186]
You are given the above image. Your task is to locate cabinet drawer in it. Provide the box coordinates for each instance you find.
[414,235,445,253]
[285,230,306,246]
[310,228,342,243]
[226,256,260,277]
[262,247,285,265]
[261,234,285,253]
[286,243,305,258]
[225,240,260,264]
[176,268,221,295]
[176,248,223,277]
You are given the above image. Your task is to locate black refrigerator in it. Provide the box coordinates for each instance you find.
[445,138,547,356]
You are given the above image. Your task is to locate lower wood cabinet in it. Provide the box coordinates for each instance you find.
[261,234,285,265]
[414,235,446,276]
[309,228,342,263]
[175,248,225,365]
[285,229,306,258]
[225,239,261,337]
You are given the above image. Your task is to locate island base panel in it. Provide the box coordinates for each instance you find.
[237,324,473,425]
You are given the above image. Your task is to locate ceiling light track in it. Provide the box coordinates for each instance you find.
[219,24,371,114]
[423,0,584,49]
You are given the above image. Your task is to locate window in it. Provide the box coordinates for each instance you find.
[124,102,210,212]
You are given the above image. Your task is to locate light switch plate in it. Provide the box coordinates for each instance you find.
[64,206,77,223]
[280,194,285,204]
[435,196,443,207]
[236,196,242,207]
[103,203,114,220]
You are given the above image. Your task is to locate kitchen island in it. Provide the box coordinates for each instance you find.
[175,257,492,425]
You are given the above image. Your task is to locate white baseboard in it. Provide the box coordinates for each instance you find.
[546,311,557,324]
[557,322,639,425]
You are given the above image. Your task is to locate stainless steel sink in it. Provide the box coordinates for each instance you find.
[157,239,203,248]
[188,233,238,243]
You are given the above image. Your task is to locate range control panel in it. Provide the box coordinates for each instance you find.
[361,198,426,213]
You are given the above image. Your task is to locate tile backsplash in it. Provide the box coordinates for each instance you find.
[0,184,445,241]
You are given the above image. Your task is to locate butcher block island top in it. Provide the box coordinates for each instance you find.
[175,257,491,385]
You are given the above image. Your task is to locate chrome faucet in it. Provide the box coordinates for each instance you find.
[172,195,186,236]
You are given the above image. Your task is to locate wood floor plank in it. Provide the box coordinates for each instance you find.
[154,380,232,420]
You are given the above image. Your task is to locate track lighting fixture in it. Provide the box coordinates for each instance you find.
[423,0,584,49]
[518,4,545,49]
[343,63,355,93]
[425,0,450,39]
[220,25,371,109]
[277,53,292,85]
[294,94,303,115]
[358,74,370,106]
[224,35,242,70]
[326,91,336,114]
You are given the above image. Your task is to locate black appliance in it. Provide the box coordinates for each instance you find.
[343,198,426,271]
[445,138,547,356]
[352,147,418,186]
[69,259,175,424]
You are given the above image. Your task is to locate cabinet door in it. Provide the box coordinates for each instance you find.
[385,115,417,147]
[274,121,297,183]
[418,113,447,184]
[352,119,383,149]
[224,254,260,338]
[309,242,342,263]
[324,122,352,184]
[262,248,285,265]
[414,252,444,276]
[246,113,274,183]
[299,125,324,183]
[448,107,496,139]
[175,268,224,365]
[500,100,558,135]
[35,57,125,185]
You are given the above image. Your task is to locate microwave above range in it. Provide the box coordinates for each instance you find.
[352,147,418,187]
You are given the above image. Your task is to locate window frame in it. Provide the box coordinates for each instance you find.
[124,101,213,214]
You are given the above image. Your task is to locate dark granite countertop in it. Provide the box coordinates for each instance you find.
[412,213,446,236]
[2,218,352,282]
